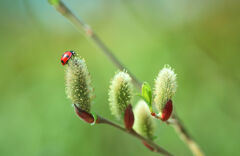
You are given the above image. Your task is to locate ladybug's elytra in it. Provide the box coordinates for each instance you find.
[61,51,75,65]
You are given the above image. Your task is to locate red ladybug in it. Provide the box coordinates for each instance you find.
[61,51,75,65]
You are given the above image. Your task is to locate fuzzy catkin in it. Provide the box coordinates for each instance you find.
[133,100,155,140]
[109,71,133,119]
[65,57,93,113]
[154,65,177,113]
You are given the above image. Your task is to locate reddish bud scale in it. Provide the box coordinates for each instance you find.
[161,100,173,121]
[74,104,94,124]
[124,105,134,131]
[151,112,156,117]
[142,141,154,151]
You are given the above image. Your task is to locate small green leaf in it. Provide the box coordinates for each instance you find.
[48,0,60,5]
[141,82,153,111]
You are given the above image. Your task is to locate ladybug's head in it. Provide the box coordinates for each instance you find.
[70,51,76,55]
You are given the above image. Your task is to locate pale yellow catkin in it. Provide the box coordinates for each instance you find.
[109,71,133,119]
[65,57,93,112]
[133,100,155,140]
[154,65,177,113]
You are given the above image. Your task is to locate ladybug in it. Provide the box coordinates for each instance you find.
[61,51,75,65]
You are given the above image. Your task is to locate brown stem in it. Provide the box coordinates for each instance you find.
[53,1,142,90]
[97,115,174,156]
[167,114,205,156]
[50,1,205,156]
[73,104,172,155]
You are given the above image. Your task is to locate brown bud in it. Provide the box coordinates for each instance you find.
[74,104,94,124]
[124,104,134,131]
[161,100,173,121]
[142,141,154,151]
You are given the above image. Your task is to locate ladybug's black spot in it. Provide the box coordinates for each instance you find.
[61,60,64,64]
[66,55,70,58]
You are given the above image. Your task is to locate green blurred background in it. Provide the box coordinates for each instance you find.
[0,0,239,156]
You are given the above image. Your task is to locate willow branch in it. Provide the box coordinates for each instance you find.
[73,104,173,156]
[97,115,174,156]
[167,115,205,156]
[51,1,141,90]
[50,1,204,156]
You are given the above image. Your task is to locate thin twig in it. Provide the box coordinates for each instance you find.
[73,104,173,156]
[97,115,174,156]
[168,114,205,156]
[52,1,141,90]
[50,1,205,156]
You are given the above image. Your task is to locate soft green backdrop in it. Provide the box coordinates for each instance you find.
[0,0,239,156]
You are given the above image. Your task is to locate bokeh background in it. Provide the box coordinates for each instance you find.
[0,0,239,156]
